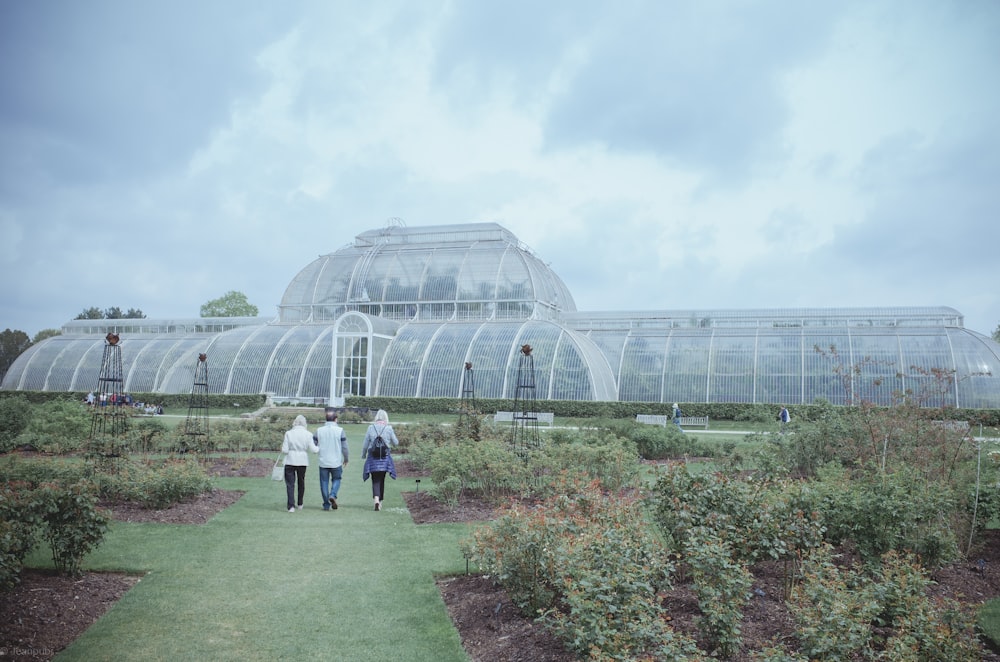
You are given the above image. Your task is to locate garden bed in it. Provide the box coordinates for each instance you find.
[3,457,999,661]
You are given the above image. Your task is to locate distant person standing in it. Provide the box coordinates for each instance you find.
[361,409,399,511]
[282,415,317,512]
[313,408,349,511]
[778,406,791,434]
[672,403,684,433]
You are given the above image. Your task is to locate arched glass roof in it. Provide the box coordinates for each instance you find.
[377,320,616,401]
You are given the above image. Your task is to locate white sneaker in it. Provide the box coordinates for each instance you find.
[296,505,302,511]
[288,507,295,513]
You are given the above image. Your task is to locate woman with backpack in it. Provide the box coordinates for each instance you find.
[361,409,400,511]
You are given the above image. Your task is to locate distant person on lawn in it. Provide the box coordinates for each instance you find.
[778,406,791,434]
[361,409,399,511]
[313,408,349,511]
[282,415,317,512]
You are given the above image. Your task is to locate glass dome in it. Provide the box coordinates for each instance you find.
[278,222,576,324]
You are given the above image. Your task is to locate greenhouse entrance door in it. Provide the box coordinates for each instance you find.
[332,315,372,404]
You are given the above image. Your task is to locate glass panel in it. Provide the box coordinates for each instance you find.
[803,331,855,405]
[550,334,592,400]
[755,329,802,405]
[420,325,478,398]
[708,332,756,403]
[378,326,434,397]
[664,333,711,403]
[467,323,521,399]
[850,332,903,405]
[619,335,664,403]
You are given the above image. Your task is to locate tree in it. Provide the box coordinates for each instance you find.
[74,307,145,320]
[32,329,61,343]
[993,323,1000,343]
[200,291,259,317]
[0,328,32,383]
[75,307,104,320]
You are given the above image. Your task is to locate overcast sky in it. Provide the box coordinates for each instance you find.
[2,0,998,340]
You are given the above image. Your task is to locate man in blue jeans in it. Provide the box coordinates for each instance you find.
[313,407,349,510]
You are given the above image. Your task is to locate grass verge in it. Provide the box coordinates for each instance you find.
[25,473,472,661]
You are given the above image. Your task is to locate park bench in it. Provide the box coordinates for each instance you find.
[635,413,710,429]
[931,420,971,433]
[494,411,555,426]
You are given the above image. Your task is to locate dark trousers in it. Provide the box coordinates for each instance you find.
[370,471,387,500]
[285,465,307,508]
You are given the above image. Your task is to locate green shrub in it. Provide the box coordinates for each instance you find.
[95,457,212,508]
[130,418,168,454]
[979,597,1000,656]
[0,396,31,452]
[466,475,701,660]
[18,399,92,454]
[601,420,712,460]
[424,437,527,504]
[31,481,109,577]
[875,552,982,660]
[811,464,959,568]
[685,525,752,658]
[0,455,85,487]
[0,482,38,590]
[430,475,462,510]
[788,544,879,659]
[784,546,984,660]
[534,432,639,494]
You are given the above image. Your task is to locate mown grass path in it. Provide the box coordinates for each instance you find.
[49,473,473,661]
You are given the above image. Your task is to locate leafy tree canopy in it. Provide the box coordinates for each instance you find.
[200,290,259,318]
[74,307,146,320]
[994,323,1000,343]
[32,329,61,343]
[0,328,32,382]
[75,307,103,320]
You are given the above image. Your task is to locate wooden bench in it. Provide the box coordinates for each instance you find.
[494,411,555,426]
[635,414,709,429]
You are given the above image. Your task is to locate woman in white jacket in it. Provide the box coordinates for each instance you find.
[281,415,317,512]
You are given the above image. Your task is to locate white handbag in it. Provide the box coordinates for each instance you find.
[271,454,285,481]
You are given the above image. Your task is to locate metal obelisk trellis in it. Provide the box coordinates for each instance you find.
[460,362,476,414]
[90,332,129,438]
[510,344,540,461]
[183,353,209,449]
[457,361,481,440]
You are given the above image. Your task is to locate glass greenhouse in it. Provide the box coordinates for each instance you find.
[4,222,1000,408]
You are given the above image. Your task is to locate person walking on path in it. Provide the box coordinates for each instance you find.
[672,403,685,433]
[778,406,791,434]
[313,407,349,511]
[282,414,317,512]
[361,409,399,511]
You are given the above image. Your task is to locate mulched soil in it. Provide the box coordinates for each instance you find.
[2,456,999,661]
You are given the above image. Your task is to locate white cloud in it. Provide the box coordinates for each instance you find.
[0,0,997,340]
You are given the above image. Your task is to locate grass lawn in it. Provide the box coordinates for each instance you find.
[24,471,474,662]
